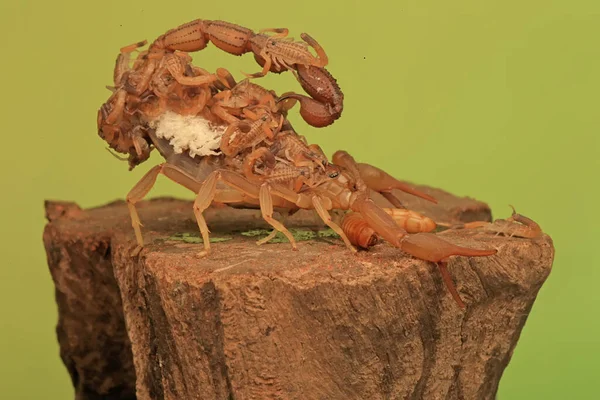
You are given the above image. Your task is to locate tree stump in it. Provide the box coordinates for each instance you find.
[42,185,554,400]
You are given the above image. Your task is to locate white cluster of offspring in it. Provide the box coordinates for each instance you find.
[149,111,227,158]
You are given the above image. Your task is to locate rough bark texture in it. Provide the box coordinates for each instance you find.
[43,200,137,400]
[43,185,554,400]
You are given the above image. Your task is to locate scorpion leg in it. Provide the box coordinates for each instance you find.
[258,184,298,249]
[170,71,218,87]
[211,187,295,246]
[166,55,218,87]
[191,171,221,256]
[193,170,300,255]
[216,67,237,89]
[259,28,290,38]
[243,50,272,79]
[102,90,127,125]
[126,164,165,256]
[256,210,292,246]
[113,41,147,86]
[119,40,148,54]
[312,196,357,253]
[125,163,206,256]
[300,33,329,67]
[211,103,241,125]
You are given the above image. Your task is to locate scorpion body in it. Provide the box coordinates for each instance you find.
[91,18,546,310]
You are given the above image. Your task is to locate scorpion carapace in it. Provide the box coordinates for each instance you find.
[94,18,522,310]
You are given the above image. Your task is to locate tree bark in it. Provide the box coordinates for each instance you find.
[43,185,554,400]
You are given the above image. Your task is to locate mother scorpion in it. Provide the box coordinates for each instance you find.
[97,19,510,309]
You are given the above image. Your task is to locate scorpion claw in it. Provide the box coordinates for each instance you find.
[278,93,341,128]
[400,232,497,263]
[399,233,496,309]
[352,196,496,309]
[438,261,466,309]
[242,70,264,79]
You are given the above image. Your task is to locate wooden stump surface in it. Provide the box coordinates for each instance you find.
[42,185,554,400]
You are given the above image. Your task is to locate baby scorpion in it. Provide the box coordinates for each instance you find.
[132,19,343,127]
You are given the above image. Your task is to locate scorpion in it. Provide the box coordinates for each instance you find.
[438,205,543,239]
[219,108,284,157]
[123,132,498,309]
[209,68,296,124]
[96,19,510,310]
[97,41,153,168]
[97,41,222,169]
[134,19,343,128]
[268,129,330,173]
[96,18,342,169]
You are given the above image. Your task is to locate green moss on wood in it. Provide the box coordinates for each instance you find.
[167,232,232,244]
[241,228,340,243]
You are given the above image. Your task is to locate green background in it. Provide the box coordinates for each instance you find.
[1,0,598,398]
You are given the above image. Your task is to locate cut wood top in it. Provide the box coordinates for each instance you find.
[44,183,553,309]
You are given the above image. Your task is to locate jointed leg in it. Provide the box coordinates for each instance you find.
[212,104,241,125]
[191,170,299,254]
[170,69,218,86]
[119,40,148,54]
[259,28,289,38]
[312,196,357,253]
[256,210,289,246]
[214,189,294,245]
[244,50,272,78]
[124,59,157,96]
[205,175,297,248]
[126,164,165,255]
[300,33,329,67]
[187,169,260,256]
[104,90,127,125]
[216,67,237,89]
[213,188,253,205]
[192,171,219,256]
[258,184,298,249]
[126,162,208,255]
